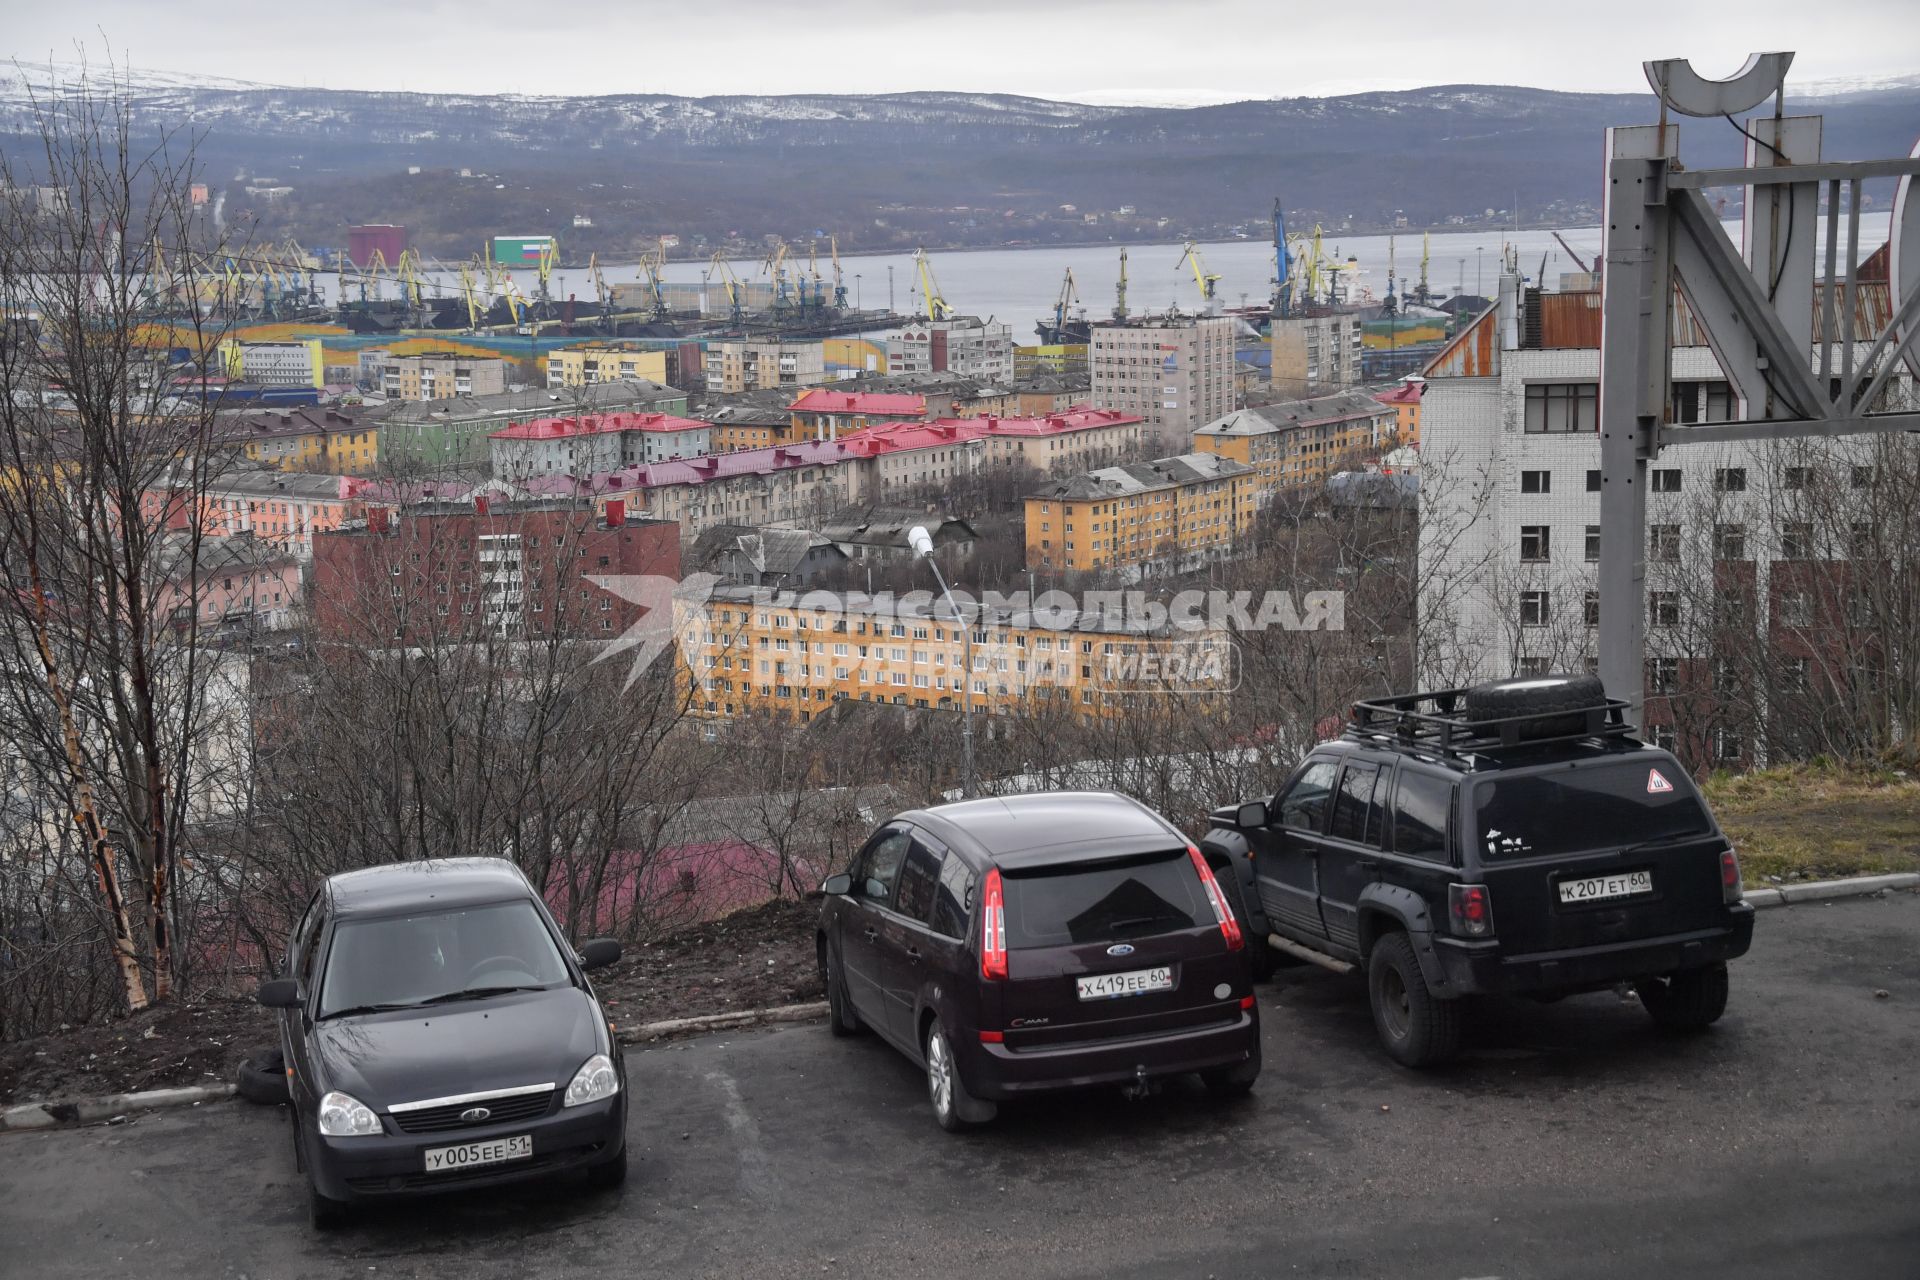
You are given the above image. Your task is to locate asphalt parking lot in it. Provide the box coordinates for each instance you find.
[4,894,1918,1280]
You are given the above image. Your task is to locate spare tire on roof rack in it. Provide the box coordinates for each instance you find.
[1464,673,1608,740]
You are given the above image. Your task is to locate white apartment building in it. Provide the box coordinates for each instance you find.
[703,341,828,394]
[1418,273,1910,762]
[1089,314,1236,450]
[1269,312,1365,391]
[886,317,1014,384]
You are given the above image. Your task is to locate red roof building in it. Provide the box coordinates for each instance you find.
[786,388,929,442]
[489,411,713,477]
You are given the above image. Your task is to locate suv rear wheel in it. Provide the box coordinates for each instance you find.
[1636,964,1729,1032]
[1367,933,1461,1067]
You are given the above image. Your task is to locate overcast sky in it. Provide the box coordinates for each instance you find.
[10,0,1919,102]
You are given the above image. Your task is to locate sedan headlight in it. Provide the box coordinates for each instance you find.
[317,1090,382,1137]
[563,1053,620,1108]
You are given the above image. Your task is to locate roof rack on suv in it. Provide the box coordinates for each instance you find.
[1344,687,1636,762]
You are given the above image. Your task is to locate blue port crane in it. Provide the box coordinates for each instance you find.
[1271,198,1295,317]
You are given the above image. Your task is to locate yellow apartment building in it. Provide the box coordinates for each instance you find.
[683,586,1231,723]
[228,407,381,475]
[1024,452,1257,573]
[1191,390,1400,495]
[544,344,671,389]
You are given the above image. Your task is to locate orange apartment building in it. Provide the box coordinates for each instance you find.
[685,586,1232,722]
[1024,452,1257,573]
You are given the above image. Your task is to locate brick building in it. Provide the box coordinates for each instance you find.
[309,500,680,646]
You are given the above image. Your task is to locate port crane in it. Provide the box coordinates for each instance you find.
[830,236,848,309]
[1270,200,1295,317]
[912,247,952,321]
[1049,268,1081,337]
[1178,240,1221,306]
[707,251,746,325]
[639,243,671,321]
[1113,247,1129,321]
[1550,230,1593,276]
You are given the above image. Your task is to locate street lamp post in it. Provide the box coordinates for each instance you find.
[909,525,974,798]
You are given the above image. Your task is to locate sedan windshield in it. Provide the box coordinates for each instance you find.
[318,899,570,1018]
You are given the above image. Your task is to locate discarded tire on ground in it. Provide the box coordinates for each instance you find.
[1463,673,1607,738]
[235,1047,289,1106]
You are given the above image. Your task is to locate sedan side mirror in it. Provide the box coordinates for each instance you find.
[821,873,853,896]
[577,938,622,971]
[1236,800,1270,831]
[257,978,301,1009]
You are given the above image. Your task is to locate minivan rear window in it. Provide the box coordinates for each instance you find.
[1470,759,1711,860]
[1002,851,1208,948]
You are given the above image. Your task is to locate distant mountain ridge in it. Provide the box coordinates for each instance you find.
[3,60,1915,256]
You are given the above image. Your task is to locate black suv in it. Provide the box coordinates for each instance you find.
[1199,675,1756,1067]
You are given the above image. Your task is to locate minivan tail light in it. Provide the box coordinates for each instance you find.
[980,867,1008,981]
[1187,845,1244,952]
[1721,848,1743,903]
[1448,883,1494,938]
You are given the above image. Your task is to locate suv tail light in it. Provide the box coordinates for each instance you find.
[1448,883,1494,938]
[1187,845,1244,952]
[1721,848,1743,903]
[980,867,1008,981]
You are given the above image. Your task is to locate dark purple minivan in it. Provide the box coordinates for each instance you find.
[816,792,1261,1130]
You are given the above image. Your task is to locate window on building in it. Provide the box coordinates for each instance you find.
[1851,466,1873,489]
[1647,656,1679,695]
[1713,727,1743,764]
[1584,590,1600,627]
[1520,591,1550,627]
[1850,522,1875,559]
[1586,469,1601,492]
[1778,590,1813,627]
[1651,468,1682,493]
[1520,470,1551,494]
[1524,382,1598,433]
[1520,526,1550,562]
[1783,466,1810,491]
[1650,591,1679,627]
[1649,524,1681,562]
[1517,656,1551,677]
[1715,467,1747,492]
[1585,525,1601,562]
[1714,523,1747,561]
[1781,522,1814,560]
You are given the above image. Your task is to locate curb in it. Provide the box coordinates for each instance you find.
[0,1083,235,1134]
[1744,872,1920,910]
[618,1001,828,1043]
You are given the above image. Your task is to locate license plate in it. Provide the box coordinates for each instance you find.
[1077,966,1173,1000]
[1558,870,1654,905]
[423,1133,532,1173]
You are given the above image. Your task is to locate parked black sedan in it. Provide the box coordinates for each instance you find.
[258,858,627,1228]
[817,792,1261,1131]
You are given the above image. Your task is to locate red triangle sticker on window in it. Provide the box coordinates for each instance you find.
[1647,768,1673,794]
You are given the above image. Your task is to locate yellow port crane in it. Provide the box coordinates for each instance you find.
[458,263,484,331]
[1177,240,1221,306]
[707,251,745,325]
[912,247,952,321]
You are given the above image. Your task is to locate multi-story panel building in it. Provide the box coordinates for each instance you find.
[1269,313,1365,391]
[545,344,671,390]
[144,470,377,560]
[1191,390,1400,497]
[310,500,679,646]
[153,533,303,636]
[375,352,510,402]
[786,390,927,442]
[221,339,323,389]
[489,412,712,478]
[1089,315,1235,449]
[886,317,1014,383]
[1417,271,1911,767]
[702,341,828,394]
[1025,452,1257,573]
[370,382,687,470]
[684,586,1231,724]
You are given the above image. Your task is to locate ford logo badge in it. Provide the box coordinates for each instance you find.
[1106,943,1135,957]
[460,1107,491,1122]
